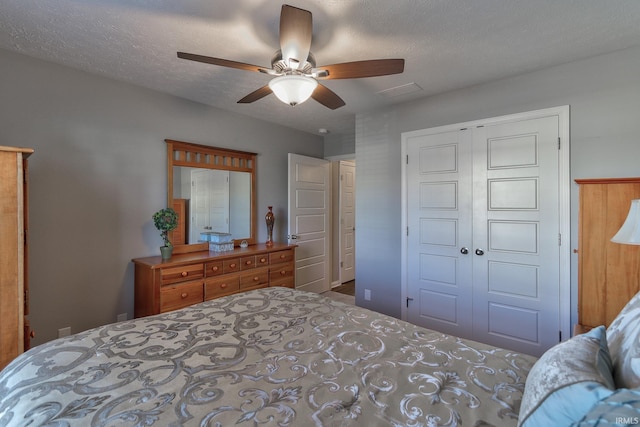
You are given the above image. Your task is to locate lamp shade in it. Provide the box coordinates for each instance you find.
[268,75,317,106]
[611,199,640,245]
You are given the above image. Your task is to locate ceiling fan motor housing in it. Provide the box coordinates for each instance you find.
[271,50,316,75]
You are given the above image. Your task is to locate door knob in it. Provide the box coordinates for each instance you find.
[460,247,469,255]
[475,248,485,256]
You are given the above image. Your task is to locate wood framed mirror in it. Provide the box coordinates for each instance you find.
[166,139,257,254]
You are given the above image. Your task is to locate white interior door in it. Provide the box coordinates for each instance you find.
[471,116,560,355]
[404,109,565,356]
[190,169,211,243]
[288,154,331,293]
[208,170,230,233]
[340,161,356,283]
[405,129,475,339]
[190,169,229,243]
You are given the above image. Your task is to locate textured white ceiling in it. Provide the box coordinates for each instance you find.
[2,0,640,137]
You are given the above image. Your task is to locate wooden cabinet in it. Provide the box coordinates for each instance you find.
[0,146,33,370]
[576,178,640,329]
[132,243,296,318]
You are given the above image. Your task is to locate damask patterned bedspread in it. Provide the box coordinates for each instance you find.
[0,288,536,426]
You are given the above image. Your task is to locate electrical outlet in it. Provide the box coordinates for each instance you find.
[364,289,371,301]
[58,327,71,338]
[117,313,127,322]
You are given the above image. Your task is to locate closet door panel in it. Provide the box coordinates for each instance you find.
[406,129,474,339]
[472,116,560,356]
[488,261,539,298]
[488,178,538,209]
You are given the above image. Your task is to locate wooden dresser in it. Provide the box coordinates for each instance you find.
[576,177,640,330]
[132,243,296,318]
[0,146,33,370]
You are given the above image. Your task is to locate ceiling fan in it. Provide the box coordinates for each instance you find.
[177,4,405,110]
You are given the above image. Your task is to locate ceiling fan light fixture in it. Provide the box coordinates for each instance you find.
[178,5,404,110]
[268,75,318,106]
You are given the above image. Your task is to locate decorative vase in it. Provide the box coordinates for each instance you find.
[265,206,275,247]
[160,246,173,260]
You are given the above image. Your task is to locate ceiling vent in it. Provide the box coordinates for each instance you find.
[377,82,423,98]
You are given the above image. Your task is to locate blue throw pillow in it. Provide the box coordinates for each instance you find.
[575,388,640,426]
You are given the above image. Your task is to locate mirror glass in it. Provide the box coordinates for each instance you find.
[172,168,251,243]
[166,139,257,253]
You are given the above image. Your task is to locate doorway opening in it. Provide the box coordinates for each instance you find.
[331,159,356,290]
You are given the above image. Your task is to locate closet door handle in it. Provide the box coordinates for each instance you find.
[460,247,469,255]
[475,248,485,256]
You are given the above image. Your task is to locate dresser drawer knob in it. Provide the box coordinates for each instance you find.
[181,271,188,277]
[211,266,219,272]
[220,283,227,289]
[253,276,259,281]
[280,254,286,259]
[260,258,267,263]
[230,263,236,268]
[181,292,188,299]
[280,270,286,276]
[245,260,252,266]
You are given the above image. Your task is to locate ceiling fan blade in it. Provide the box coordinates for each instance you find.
[237,85,273,104]
[311,84,346,110]
[178,52,269,73]
[279,5,312,70]
[318,59,405,79]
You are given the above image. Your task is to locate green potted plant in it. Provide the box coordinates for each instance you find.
[153,207,178,259]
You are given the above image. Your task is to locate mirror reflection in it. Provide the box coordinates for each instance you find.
[173,167,251,244]
[165,139,257,252]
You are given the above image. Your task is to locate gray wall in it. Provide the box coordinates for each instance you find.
[324,129,356,158]
[0,48,323,345]
[355,45,640,329]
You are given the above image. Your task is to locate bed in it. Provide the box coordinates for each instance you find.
[1,287,638,426]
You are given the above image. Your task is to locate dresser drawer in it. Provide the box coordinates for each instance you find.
[223,258,240,273]
[270,262,295,282]
[160,280,204,312]
[240,255,257,270]
[160,264,204,285]
[240,268,269,290]
[205,261,224,277]
[256,254,269,268]
[205,274,240,300]
[269,250,294,265]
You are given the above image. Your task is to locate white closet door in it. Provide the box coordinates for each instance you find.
[471,116,560,355]
[405,111,563,356]
[406,129,474,339]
